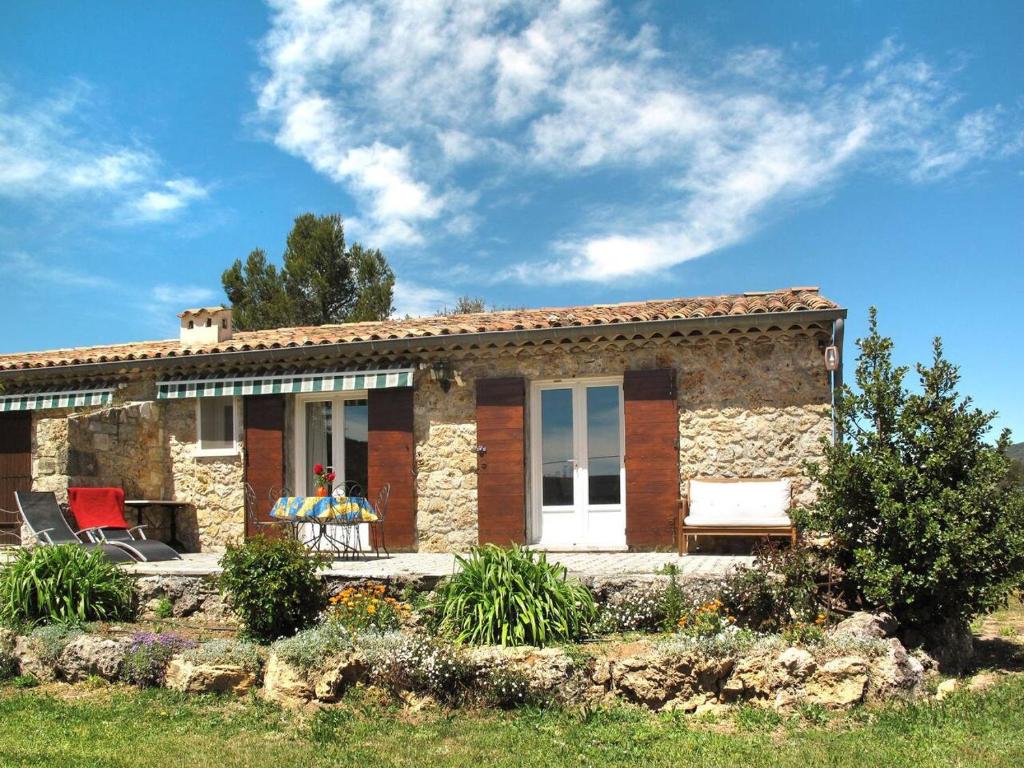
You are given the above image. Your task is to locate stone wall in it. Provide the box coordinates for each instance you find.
[164,400,245,552]
[28,391,244,552]
[413,330,833,552]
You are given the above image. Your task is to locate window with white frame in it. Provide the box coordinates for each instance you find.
[195,396,240,456]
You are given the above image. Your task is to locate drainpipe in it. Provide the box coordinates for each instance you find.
[832,317,845,443]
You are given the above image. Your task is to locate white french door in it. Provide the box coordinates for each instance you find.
[530,378,626,549]
[293,394,370,547]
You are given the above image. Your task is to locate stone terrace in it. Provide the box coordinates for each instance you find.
[124,551,750,583]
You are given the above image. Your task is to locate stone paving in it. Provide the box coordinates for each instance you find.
[123,551,750,581]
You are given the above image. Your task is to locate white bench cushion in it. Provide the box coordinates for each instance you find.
[684,479,792,527]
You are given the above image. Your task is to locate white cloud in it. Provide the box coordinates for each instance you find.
[128,178,209,222]
[392,279,455,318]
[0,83,209,221]
[0,252,117,290]
[151,284,219,308]
[255,2,1021,279]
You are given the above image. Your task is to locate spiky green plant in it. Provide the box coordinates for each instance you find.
[433,544,597,647]
[0,545,134,627]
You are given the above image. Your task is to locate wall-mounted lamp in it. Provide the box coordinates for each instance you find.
[430,360,454,393]
[824,345,840,372]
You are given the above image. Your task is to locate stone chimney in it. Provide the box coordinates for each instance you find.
[178,307,233,346]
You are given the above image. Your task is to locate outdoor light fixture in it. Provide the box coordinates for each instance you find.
[430,360,454,393]
[824,345,840,372]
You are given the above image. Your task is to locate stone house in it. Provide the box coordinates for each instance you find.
[0,288,845,553]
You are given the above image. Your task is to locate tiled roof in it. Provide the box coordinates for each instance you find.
[0,288,840,372]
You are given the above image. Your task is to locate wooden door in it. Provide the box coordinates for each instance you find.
[243,395,285,539]
[476,377,527,545]
[0,413,32,544]
[368,388,416,550]
[623,369,679,550]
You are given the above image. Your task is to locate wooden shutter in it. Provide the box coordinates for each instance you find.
[243,395,285,539]
[624,369,679,550]
[368,388,416,550]
[0,413,32,541]
[475,377,526,545]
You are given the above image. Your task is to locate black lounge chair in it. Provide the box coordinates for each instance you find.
[92,526,181,562]
[14,491,137,563]
[66,487,181,562]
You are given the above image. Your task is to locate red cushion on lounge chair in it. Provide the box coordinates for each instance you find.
[68,487,130,530]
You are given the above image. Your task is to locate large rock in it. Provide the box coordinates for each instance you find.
[314,652,368,702]
[608,649,733,711]
[831,612,897,640]
[58,635,130,682]
[806,656,869,708]
[262,653,314,707]
[776,647,817,680]
[13,635,56,681]
[165,657,257,695]
[866,638,924,701]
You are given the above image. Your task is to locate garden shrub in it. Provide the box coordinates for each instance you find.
[365,634,472,703]
[719,543,831,632]
[475,661,535,709]
[121,632,196,687]
[219,536,326,642]
[677,598,735,638]
[181,639,263,674]
[433,544,597,647]
[0,545,134,627]
[272,620,351,672]
[0,647,16,681]
[802,309,1024,634]
[328,583,410,633]
[28,624,82,667]
[595,588,666,633]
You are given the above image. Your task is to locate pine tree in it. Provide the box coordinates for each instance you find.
[221,214,395,331]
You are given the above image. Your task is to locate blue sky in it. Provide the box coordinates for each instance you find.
[0,1,1021,436]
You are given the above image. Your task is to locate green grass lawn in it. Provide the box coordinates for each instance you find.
[1,677,1023,768]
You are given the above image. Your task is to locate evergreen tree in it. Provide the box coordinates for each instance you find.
[803,308,1024,634]
[222,214,394,330]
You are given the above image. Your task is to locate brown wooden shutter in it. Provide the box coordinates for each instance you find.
[624,369,679,550]
[0,413,32,541]
[368,388,416,551]
[475,377,526,545]
[243,395,286,539]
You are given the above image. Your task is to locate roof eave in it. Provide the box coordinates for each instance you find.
[0,307,847,383]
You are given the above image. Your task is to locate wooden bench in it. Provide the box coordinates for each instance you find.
[678,477,797,555]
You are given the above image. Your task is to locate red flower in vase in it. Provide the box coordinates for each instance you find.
[313,463,324,475]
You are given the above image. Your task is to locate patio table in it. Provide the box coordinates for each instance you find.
[269,496,377,555]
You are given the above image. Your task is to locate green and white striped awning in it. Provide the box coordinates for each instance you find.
[157,364,415,400]
[0,386,115,412]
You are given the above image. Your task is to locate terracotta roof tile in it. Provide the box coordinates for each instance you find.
[0,288,840,372]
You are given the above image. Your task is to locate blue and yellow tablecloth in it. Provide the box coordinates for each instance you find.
[270,496,378,523]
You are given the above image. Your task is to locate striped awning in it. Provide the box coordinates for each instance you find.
[156,364,415,400]
[0,386,115,412]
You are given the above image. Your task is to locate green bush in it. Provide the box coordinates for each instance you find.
[121,632,196,688]
[720,544,831,632]
[181,639,263,674]
[802,309,1024,633]
[219,536,326,642]
[28,624,82,666]
[0,545,134,627]
[272,620,351,672]
[432,544,597,647]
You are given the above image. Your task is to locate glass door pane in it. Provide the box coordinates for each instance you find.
[304,401,332,494]
[540,388,574,506]
[343,399,369,496]
[585,386,621,505]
